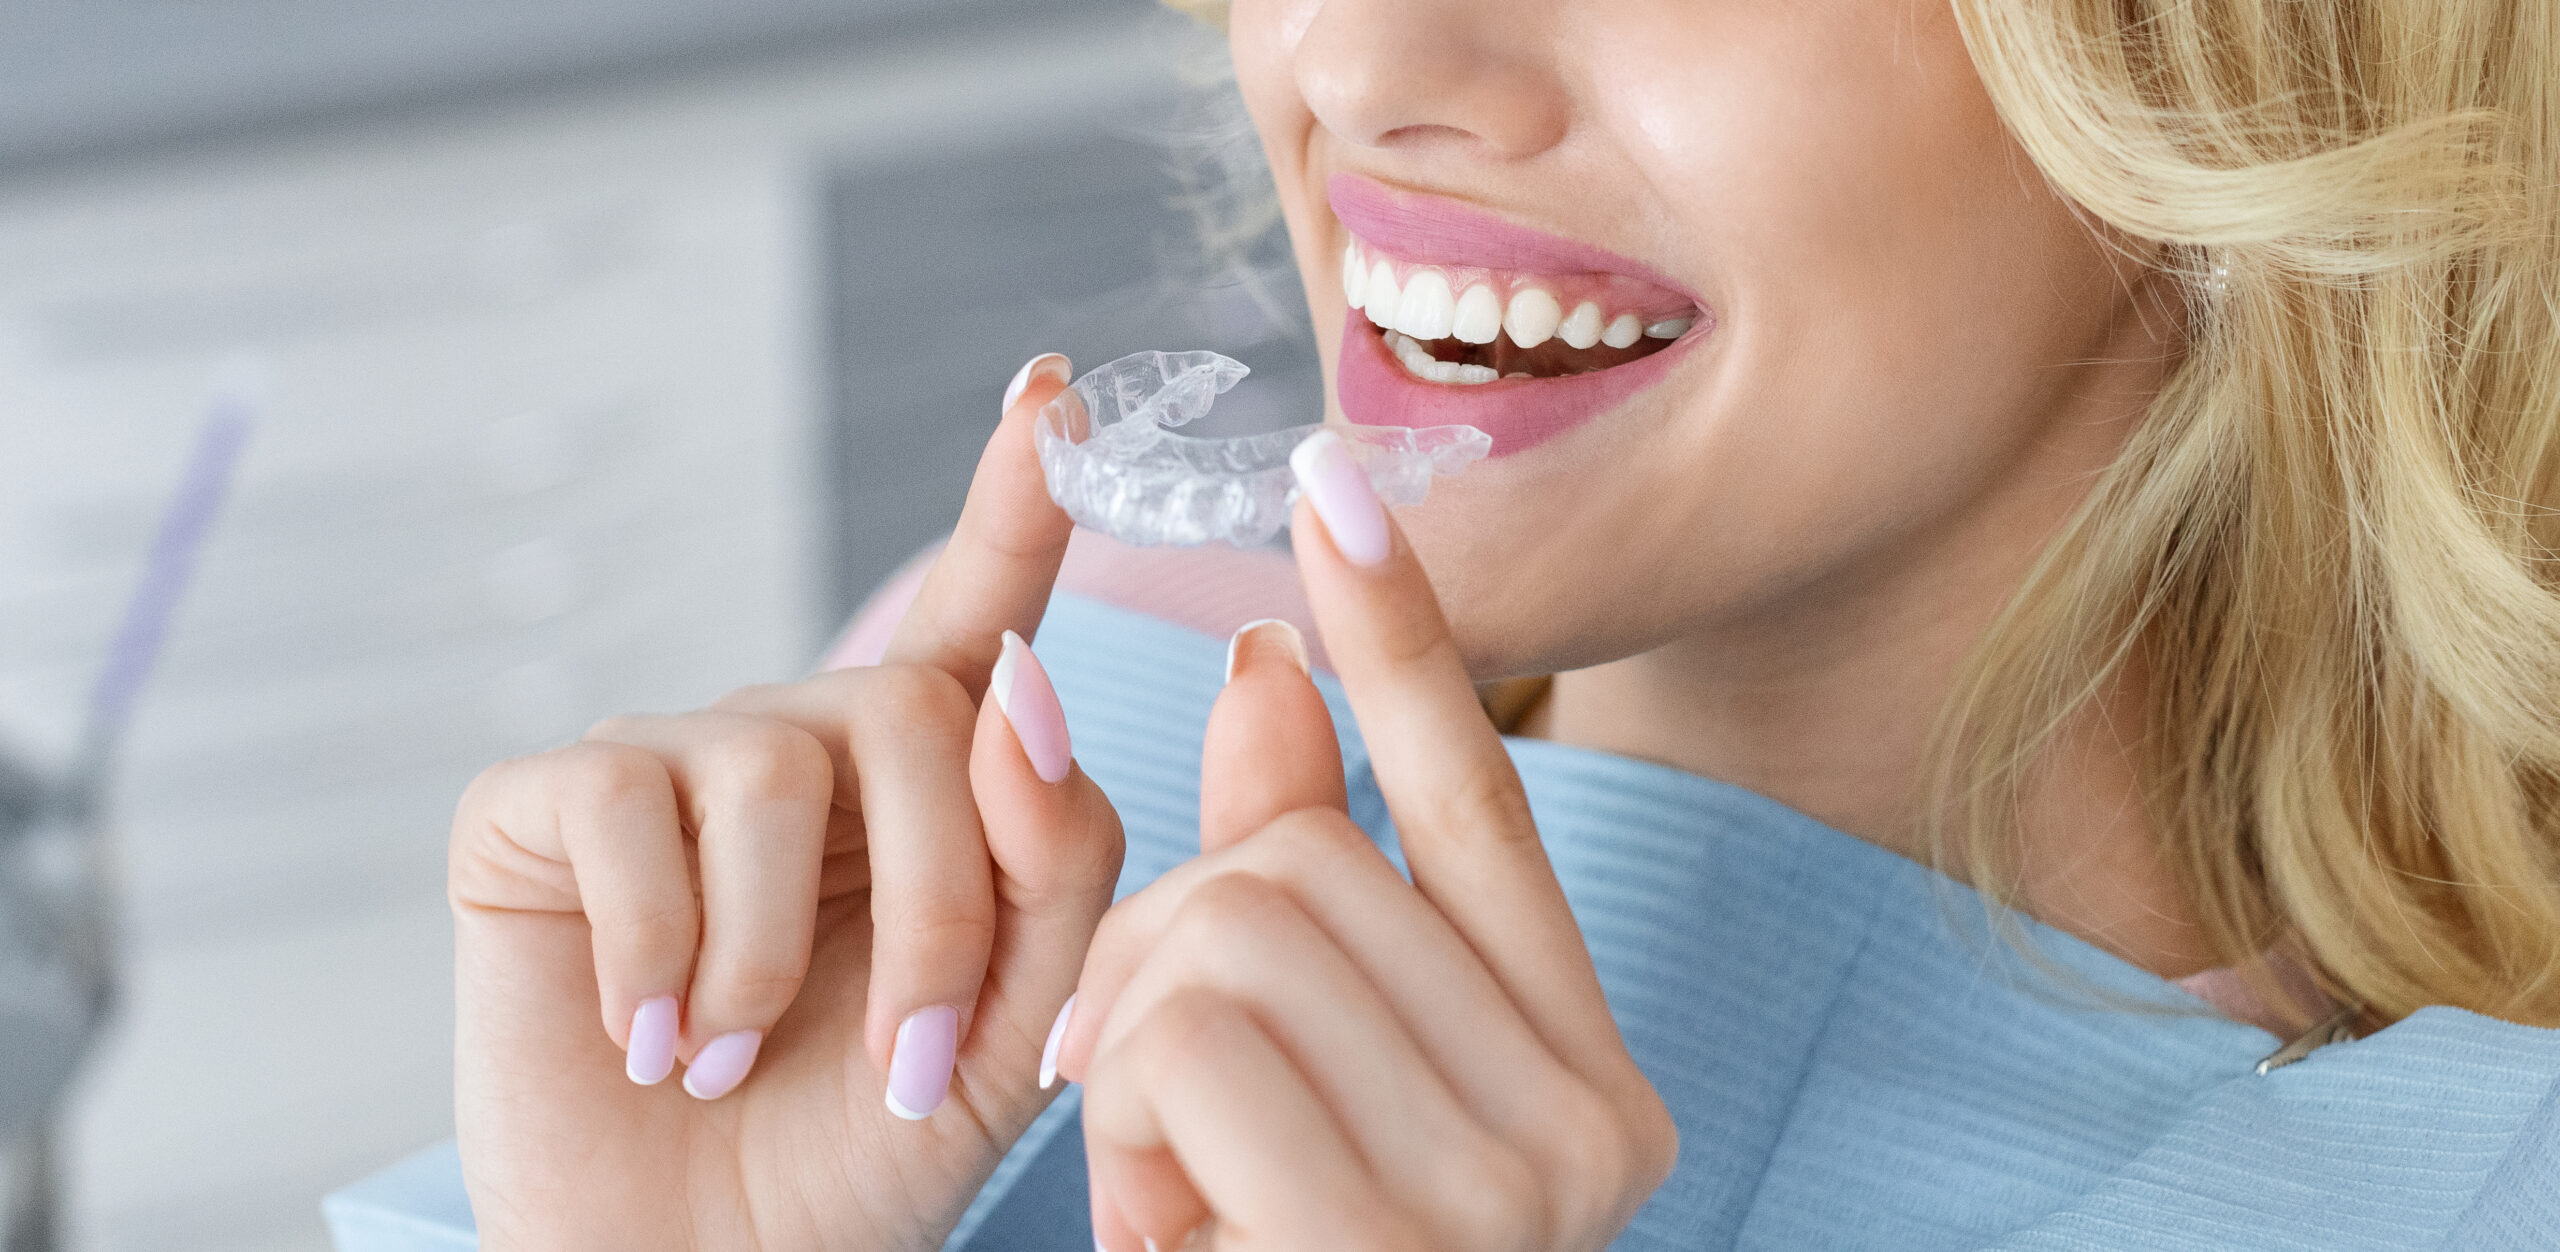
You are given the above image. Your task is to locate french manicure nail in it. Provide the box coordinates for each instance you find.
[1288,428,1391,566]
[626,996,679,1085]
[1039,993,1076,1090]
[682,1030,763,1100]
[886,1004,961,1120]
[992,629,1073,784]
[1224,618,1310,684]
[1004,352,1072,415]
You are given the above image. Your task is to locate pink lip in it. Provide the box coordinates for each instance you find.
[1327,173,1713,457]
[1328,173,1705,305]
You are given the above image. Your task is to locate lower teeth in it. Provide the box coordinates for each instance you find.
[1384,331,1504,385]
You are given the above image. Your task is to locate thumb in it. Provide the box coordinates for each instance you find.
[1198,619,1346,852]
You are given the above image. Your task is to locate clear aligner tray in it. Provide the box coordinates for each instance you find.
[1034,350,1491,548]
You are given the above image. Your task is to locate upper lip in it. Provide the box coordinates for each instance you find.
[1326,172,1704,308]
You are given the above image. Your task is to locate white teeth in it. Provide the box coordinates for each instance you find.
[1349,236,1703,377]
[1451,284,1502,345]
[1392,269,1456,340]
[1363,261,1400,330]
[1384,330,1499,385]
[1504,288,1562,349]
[1559,301,1605,350]
[1386,330,1438,374]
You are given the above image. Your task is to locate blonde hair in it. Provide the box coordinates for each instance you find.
[1937,0,2560,1029]
[1167,0,2560,1027]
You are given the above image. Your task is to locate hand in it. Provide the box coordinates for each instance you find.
[449,354,1124,1250]
[1056,432,1679,1250]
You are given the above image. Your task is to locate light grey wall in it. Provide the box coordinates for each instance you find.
[822,124,1322,624]
[0,0,1104,171]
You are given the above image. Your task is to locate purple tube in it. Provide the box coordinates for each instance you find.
[73,372,257,793]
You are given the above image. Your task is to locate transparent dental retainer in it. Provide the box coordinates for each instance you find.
[1035,350,1491,548]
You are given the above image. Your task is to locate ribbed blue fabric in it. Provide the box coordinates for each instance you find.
[324,591,2560,1252]
[955,594,2560,1252]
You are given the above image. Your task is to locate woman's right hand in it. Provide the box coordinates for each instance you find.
[449,354,1125,1250]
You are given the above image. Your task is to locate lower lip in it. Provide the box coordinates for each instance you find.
[1335,316,1707,457]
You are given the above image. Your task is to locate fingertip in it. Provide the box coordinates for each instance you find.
[885,1005,961,1120]
[680,1029,763,1100]
[1004,352,1073,417]
[1223,618,1309,684]
[1201,617,1345,850]
[992,629,1073,784]
[1039,993,1076,1090]
[624,995,679,1086]
[1289,429,1391,567]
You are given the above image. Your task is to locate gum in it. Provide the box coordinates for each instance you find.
[1034,350,1490,548]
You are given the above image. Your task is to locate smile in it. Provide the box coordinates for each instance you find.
[1343,239,1697,384]
[1328,173,1713,457]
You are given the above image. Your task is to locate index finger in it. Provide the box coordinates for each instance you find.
[881,353,1077,697]
[1285,428,1625,1075]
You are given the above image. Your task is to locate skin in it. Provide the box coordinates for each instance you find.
[1239,0,2209,975]
[451,0,2209,1246]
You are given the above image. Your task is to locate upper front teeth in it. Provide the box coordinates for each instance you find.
[1451,284,1502,344]
[1504,288,1561,348]
[1342,240,1692,351]
[1557,301,1605,350]
[1393,269,1456,340]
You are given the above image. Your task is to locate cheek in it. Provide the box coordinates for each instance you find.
[1410,3,2133,669]
[1611,2,2117,451]
[1229,0,1351,417]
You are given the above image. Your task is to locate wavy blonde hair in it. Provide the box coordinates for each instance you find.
[1167,0,2560,1028]
[1939,0,2560,1030]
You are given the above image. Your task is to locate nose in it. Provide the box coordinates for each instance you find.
[1290,0,1570,161]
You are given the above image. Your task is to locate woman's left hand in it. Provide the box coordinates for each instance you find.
[1052,439,1678,1250]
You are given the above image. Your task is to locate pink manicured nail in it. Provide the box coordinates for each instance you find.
[1004,352,1072,415]
[682,1030,763,1100]
[1288,429,1391,566]
[992,630,1073,784]
[625,996,678,1085]
[886,1005,961,1120]
[1224,618,1310,683]
[1039,993,1076,1090]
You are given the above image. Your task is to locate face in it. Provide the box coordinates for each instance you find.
[1232,0,2179,678]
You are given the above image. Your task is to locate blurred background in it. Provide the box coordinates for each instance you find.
[0,2,1319,1248]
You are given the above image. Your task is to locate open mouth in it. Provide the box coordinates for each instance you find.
[1342,237,1701,385]
[1327,173,1712,455]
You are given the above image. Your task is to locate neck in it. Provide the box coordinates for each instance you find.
[1527,580,2214,982]
[1521,290,2220,979]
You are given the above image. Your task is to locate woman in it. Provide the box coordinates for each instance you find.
[443,0,2560,1247]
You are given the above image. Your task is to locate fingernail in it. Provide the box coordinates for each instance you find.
[1224,618,1310,684]
[992,629,1073,784]
[682,1029,763,1100]
[1004,352,1072,415]
[625,996,679,1085]
[1289,428,1391,566]
[1039,993,1075,1090]
[886,1004,961,1120]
